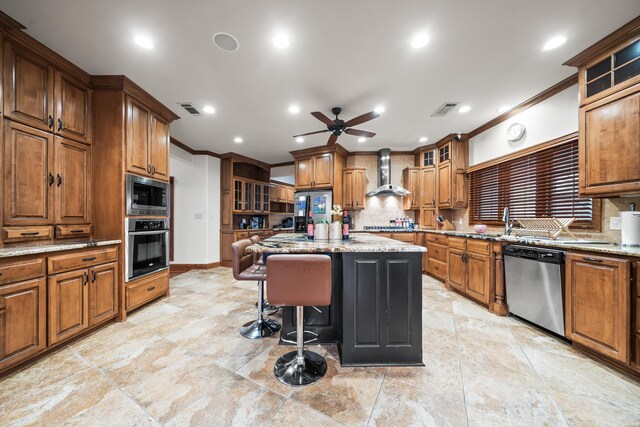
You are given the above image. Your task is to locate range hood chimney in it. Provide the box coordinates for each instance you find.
[366,148,411,197]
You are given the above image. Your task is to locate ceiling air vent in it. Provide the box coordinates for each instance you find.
[431,102,460,117]
[178,102,201,116]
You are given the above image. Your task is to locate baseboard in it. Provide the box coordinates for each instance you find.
[170,262,221,276]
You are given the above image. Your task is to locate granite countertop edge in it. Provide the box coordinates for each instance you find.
[248,233,426,254]
[0,239,122,259]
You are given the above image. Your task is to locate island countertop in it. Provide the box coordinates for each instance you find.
[247,232,427,254]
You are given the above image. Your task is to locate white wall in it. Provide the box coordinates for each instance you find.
[271,164,295,184]
[469,85,579,166]
[170,145,221,264]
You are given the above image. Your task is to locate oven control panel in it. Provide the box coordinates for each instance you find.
[127,218,169,232]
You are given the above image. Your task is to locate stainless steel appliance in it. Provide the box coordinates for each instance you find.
[126,174,170,216]
[365,149,410,196]
[293,190,333,232]
[504,245,566,336]
[125,218,170,282]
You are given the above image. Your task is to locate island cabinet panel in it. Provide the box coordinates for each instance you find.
[341,252,422,366]
[0,277,47,372]
[565,253,631,363]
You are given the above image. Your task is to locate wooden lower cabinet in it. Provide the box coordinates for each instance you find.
[447,249,465,292]
[125,270,169,311]
[446,237,491,305]
[565,253,631,363]
[221,229,278,266]
[89,262,118,326]
[426,234,448,282]
[48,268,89,345]
[0,277,47,372]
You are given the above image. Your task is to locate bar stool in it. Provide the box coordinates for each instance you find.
[267,254,332,386]
[250,235,278,316]
[232,239,281,339]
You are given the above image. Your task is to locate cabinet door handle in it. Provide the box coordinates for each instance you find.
[583,257,603,263]
[147,165,151,174]
[20,232,39,236]
[48,115,54,129]
[83,272,89,285]
[147,286,156,291]
[92,271,97,283]
[151,166,156,175]
[57,174,62,187]
[57,118,63,132]
[70,229,84,233]
[82,256,96,261]
[48,172,54,186]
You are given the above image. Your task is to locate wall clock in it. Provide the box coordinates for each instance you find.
[507,122,526,142]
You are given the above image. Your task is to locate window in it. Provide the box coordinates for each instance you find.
[469,139,598,229]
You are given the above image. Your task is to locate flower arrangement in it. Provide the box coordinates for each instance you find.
[331,204,343,223]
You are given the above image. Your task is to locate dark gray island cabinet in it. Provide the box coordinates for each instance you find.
[248,233,425,367]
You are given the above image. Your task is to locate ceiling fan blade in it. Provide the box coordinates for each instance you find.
[345,129,376,138]
[327,134,338,146]
[292,130,330,138]
[344,111,380,127]
[311,111,335,126]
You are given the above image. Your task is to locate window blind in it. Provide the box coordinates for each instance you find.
[469,140,596,229]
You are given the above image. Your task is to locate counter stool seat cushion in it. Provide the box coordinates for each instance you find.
[232,240,266,281]
[266,254,332,307]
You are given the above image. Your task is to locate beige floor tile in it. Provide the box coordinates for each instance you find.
[289,347,385,427]
[422,326,459,358]
[457,335,537,380]
[265,399,344,426]
[453,315,516,345]
[236,343,304,397]
[465,405,528,427]
[369,377,467,427]
[165,373,286,426]
[62,391,160,426]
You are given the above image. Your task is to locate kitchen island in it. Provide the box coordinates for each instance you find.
[248,233,426,366]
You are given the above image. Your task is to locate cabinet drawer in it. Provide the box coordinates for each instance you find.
[466,239,491,255]
[236,232,249,240]
[48,247,118,274]
[391,233,416,243]
[428,243,448,263]
[0,257,46,285]
[426,233,448,245]
[55,225,92,239]
[448,237,466,250]
[428,258,447,281]
[126,271,169,311]
[2,226,54,243]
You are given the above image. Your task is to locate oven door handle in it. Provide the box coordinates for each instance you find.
[128,230,170,236]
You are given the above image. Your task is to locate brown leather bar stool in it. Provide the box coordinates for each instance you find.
[232,239,281,339]
[267,254,332,386]
[250,235,278,316]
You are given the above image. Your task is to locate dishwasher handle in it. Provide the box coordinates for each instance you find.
[503,245,565,264]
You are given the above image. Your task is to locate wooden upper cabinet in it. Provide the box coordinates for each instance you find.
[88,262,118,327]
[47,268,89,346]
[278,185,286,202]
[342,168,366,211]
[54,137,90,225]
[149,114,170,181]
[3,120,54,225]
[579,85,640,196]
[420,209,436,229]
[402,168,421,210]
[269,184,278,201]
[286,186,295,203]
[565,253,630,363]
[295,157,314,189]
[3,40,54,132]
[0,277,47,372]
[313,154,334,188]
[420,168,436,208]
[437,163,452,208]
[126,96,151,177]
[54,71,91,144]
[343,170,354,210]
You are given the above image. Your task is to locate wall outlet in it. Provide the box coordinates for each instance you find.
[610,216,621,230]
[194,213,203,220]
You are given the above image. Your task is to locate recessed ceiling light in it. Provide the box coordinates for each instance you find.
[374,105,386,114]
[296,137,304,143]
[134,34,154,49]
[411,33,430,49]
[203,105,215,114]
[289,105,300,114]
[212,32,239,52]
[458,105,471,113]
[419,136,428,143]
[234,137,243,143]
[273,34,290,49]
[496,105,511,113]
[358,137,366,143]
[542,35,567,51]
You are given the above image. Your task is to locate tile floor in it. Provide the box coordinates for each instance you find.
[1,267,640,426]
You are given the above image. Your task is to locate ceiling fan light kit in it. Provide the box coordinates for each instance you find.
[293,107,380,145]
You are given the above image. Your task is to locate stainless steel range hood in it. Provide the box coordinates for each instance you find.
[366,148,411,197]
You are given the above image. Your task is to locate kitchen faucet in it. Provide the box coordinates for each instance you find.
[503,207,514,236]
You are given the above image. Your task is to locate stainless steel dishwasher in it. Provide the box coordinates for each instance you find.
[504,245,566,336]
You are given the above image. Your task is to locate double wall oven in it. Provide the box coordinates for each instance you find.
[125,174,170,282]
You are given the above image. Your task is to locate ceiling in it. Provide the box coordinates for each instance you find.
[2,1,639,164]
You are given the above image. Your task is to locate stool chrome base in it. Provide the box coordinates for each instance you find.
[240,319,281,339]
[274,350,327,386]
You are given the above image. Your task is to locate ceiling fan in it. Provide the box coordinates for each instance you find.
[293,107,380,146]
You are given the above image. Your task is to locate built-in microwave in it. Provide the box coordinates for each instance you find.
[126,174,169,216]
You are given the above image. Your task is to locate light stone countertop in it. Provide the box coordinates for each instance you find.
[0,239,122,259]
[247,232,426,254]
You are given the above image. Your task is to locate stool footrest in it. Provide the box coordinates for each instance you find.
[280,330,319,345]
